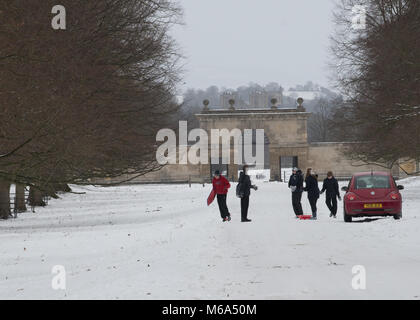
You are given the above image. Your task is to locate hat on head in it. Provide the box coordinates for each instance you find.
[214,170,220,175]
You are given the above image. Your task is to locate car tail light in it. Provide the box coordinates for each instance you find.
[389,192,399,200]
[346,192,358,201]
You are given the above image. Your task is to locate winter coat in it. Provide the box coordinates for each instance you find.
[212,175,231,195]
[288,170,304,193]
[238,172,256,197]
[304,174,320,200]
[321,177,340,198]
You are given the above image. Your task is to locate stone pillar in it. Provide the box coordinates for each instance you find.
[200,163,211,182]
[229,164,239,182]
[229,142,239,181]
[269,147,280,181]
[199,144,212,182]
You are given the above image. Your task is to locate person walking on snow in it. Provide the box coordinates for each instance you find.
[320,171,341,218]
[288,168,304,217]
[237,165,258,222]
[212,170,231,222]
[304,168,320,220]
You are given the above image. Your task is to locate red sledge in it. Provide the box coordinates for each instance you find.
[207,189,216,206]
[298,215,313,220]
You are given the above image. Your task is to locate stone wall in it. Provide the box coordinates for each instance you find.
[307,142,400,180]
[92,163,202,185]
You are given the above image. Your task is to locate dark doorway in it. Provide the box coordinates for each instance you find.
[210,157,228,178]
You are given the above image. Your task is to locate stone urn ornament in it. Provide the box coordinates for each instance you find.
[202,99,209,111]
[297,97,305,111]
[271,98,278,109]
[228,99,235,111]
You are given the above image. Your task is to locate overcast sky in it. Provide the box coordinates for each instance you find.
[173,0,336,92]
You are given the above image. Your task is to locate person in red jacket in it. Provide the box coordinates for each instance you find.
[212,170,231,222]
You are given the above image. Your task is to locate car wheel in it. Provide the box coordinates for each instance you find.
[344,207,352,223]
[394,213,402,220]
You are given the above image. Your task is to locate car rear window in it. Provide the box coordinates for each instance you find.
[354,175,390,189]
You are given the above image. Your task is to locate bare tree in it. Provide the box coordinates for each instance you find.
[308,98,338,142]
[330,0,420,171]
[0,0,183,218]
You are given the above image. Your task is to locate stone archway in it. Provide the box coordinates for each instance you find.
[196,103,310,181]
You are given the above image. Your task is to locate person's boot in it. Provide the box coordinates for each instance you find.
[241,219,252,222]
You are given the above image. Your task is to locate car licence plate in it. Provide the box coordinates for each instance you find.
[364,203,383,209]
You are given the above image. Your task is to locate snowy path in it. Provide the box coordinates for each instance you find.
[1,178,420,300]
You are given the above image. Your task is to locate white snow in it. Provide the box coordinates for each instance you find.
[1,178,420,300]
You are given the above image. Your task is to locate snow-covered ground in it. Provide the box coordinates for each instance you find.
[1,177,420,300]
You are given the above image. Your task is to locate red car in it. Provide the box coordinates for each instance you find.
[342,171,404,222]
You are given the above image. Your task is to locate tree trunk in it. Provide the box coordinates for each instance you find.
[28,186,46,207]
[43,185,59,199]
[15,184,27,213]
[0,180,11,219]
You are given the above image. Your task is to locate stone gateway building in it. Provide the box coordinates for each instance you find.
[97,97,406,185]
[195,98,400,182]
[196,105,310,181]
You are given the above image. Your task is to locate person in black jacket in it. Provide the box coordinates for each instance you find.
[320,171,341,218]
[304,168,320,220]
[288,168,304,217]
[238,165,258,222]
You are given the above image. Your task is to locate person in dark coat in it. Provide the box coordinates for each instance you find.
[304,168,320,219]
[237,165,258,222]
[288,167,304,217]
[212,170,231,222]
[320,171,341,218]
